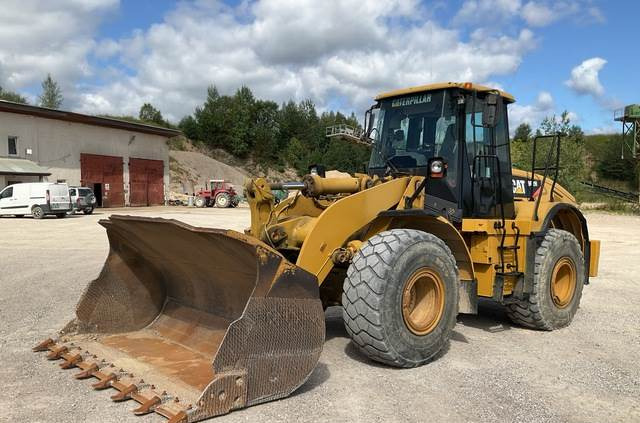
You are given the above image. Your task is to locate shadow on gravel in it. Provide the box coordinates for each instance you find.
[457,299,515,333]
[292,362,331,396]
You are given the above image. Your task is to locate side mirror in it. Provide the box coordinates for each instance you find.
[362,104,380,142]
[482,93,499,127]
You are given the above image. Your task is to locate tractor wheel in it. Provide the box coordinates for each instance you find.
[342,229,459,368]
[506,229,584,330]
[215,193,230,208]
[194,196,206,208]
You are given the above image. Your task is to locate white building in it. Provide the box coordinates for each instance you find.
[0,101,180,207]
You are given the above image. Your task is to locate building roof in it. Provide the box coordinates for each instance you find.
[0,158,51,176]
[0,100,182,137]
[375,82,516,103]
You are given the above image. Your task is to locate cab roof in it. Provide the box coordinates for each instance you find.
[375,82,515,103]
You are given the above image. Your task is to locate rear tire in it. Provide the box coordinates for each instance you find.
[342,229,459,368]
[32,206,44,219]
[194,196,206,208]
[506,229,584,330]
[83,207,94,215]
[215,192,230,208]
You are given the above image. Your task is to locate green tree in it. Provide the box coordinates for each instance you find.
[139,103,166,125]
[38,74,63,108]
[536,111,586,193]
[513,123,532,142]
[0,85,28,104]
[178,115,198,140]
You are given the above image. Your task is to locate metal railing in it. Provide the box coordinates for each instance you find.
[325,124,363,139]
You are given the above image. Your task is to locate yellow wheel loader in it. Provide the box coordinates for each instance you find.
[34,82,601,422]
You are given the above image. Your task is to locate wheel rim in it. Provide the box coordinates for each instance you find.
[33,208,42,218]
[402,267,446,335]
[550,257,577,308]
[218,196,228,207]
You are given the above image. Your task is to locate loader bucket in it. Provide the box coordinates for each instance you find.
[33,215,325,422]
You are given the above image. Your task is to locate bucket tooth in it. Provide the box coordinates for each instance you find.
[32,338,55,352]
[110,381,138,402]
[59,353,82,369]
[91,370,118,390]
[46,345,68,360]
[156,404,188,423]
[74,361,99,379]
[131,391,162,415]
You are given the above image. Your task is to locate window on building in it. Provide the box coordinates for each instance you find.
[8,136,18,155]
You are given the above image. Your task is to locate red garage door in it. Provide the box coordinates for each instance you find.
[80,153,124,208]
[129,158,164,206]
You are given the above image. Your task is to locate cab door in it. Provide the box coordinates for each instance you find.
[0,186,14,214]
[464,94,515,219]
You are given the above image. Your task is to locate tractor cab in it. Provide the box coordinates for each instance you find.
[194,179,239,208]
[366,82,515,222]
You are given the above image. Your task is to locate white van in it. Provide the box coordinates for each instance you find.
[0,182,72,219]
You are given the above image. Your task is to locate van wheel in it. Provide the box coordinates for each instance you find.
[56,213,66,218]
[32,206,44,219]
[342,229,459,367]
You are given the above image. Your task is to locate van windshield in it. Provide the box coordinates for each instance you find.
[78,188,92,196]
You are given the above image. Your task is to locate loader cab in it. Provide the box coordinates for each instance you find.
[367,84,515,221]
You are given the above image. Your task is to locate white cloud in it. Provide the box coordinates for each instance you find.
[0,0,118,104]
[76,0,537,121]
[565,57,607,97]
[455,0,604,28]
[509,91,556,131]
[521,2,557,26]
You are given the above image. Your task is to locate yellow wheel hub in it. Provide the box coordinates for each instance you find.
[550,257,577,308]
[402,268,445,335]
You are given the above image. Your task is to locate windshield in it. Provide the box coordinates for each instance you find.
[368,90,457,172]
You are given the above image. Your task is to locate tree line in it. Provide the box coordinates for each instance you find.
[177,85,371,175]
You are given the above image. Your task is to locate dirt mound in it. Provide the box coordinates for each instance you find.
[169,140,300,199]
[169,150,249,195]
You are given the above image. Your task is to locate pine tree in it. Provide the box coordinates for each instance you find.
[38,74,63,108]
[0,85,28,104]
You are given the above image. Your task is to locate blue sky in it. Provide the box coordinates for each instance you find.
[0,0,636,134]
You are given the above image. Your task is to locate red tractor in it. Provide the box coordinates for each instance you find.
[194,179,239,208]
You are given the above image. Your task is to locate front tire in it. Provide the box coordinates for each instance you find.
[342,229,459,368]
[194,196,206,208]
[506,229,585,330]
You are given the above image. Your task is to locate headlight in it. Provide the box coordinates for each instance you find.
[429,159,446,178]
[430,160,443,174]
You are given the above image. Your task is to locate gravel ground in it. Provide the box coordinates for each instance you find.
[1,208,638,423]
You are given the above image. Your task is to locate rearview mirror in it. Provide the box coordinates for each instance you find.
[482,93,499,127]
[363,104,380,142]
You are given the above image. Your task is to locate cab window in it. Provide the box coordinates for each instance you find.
[0,187,13,199]
[69,189,77,196]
